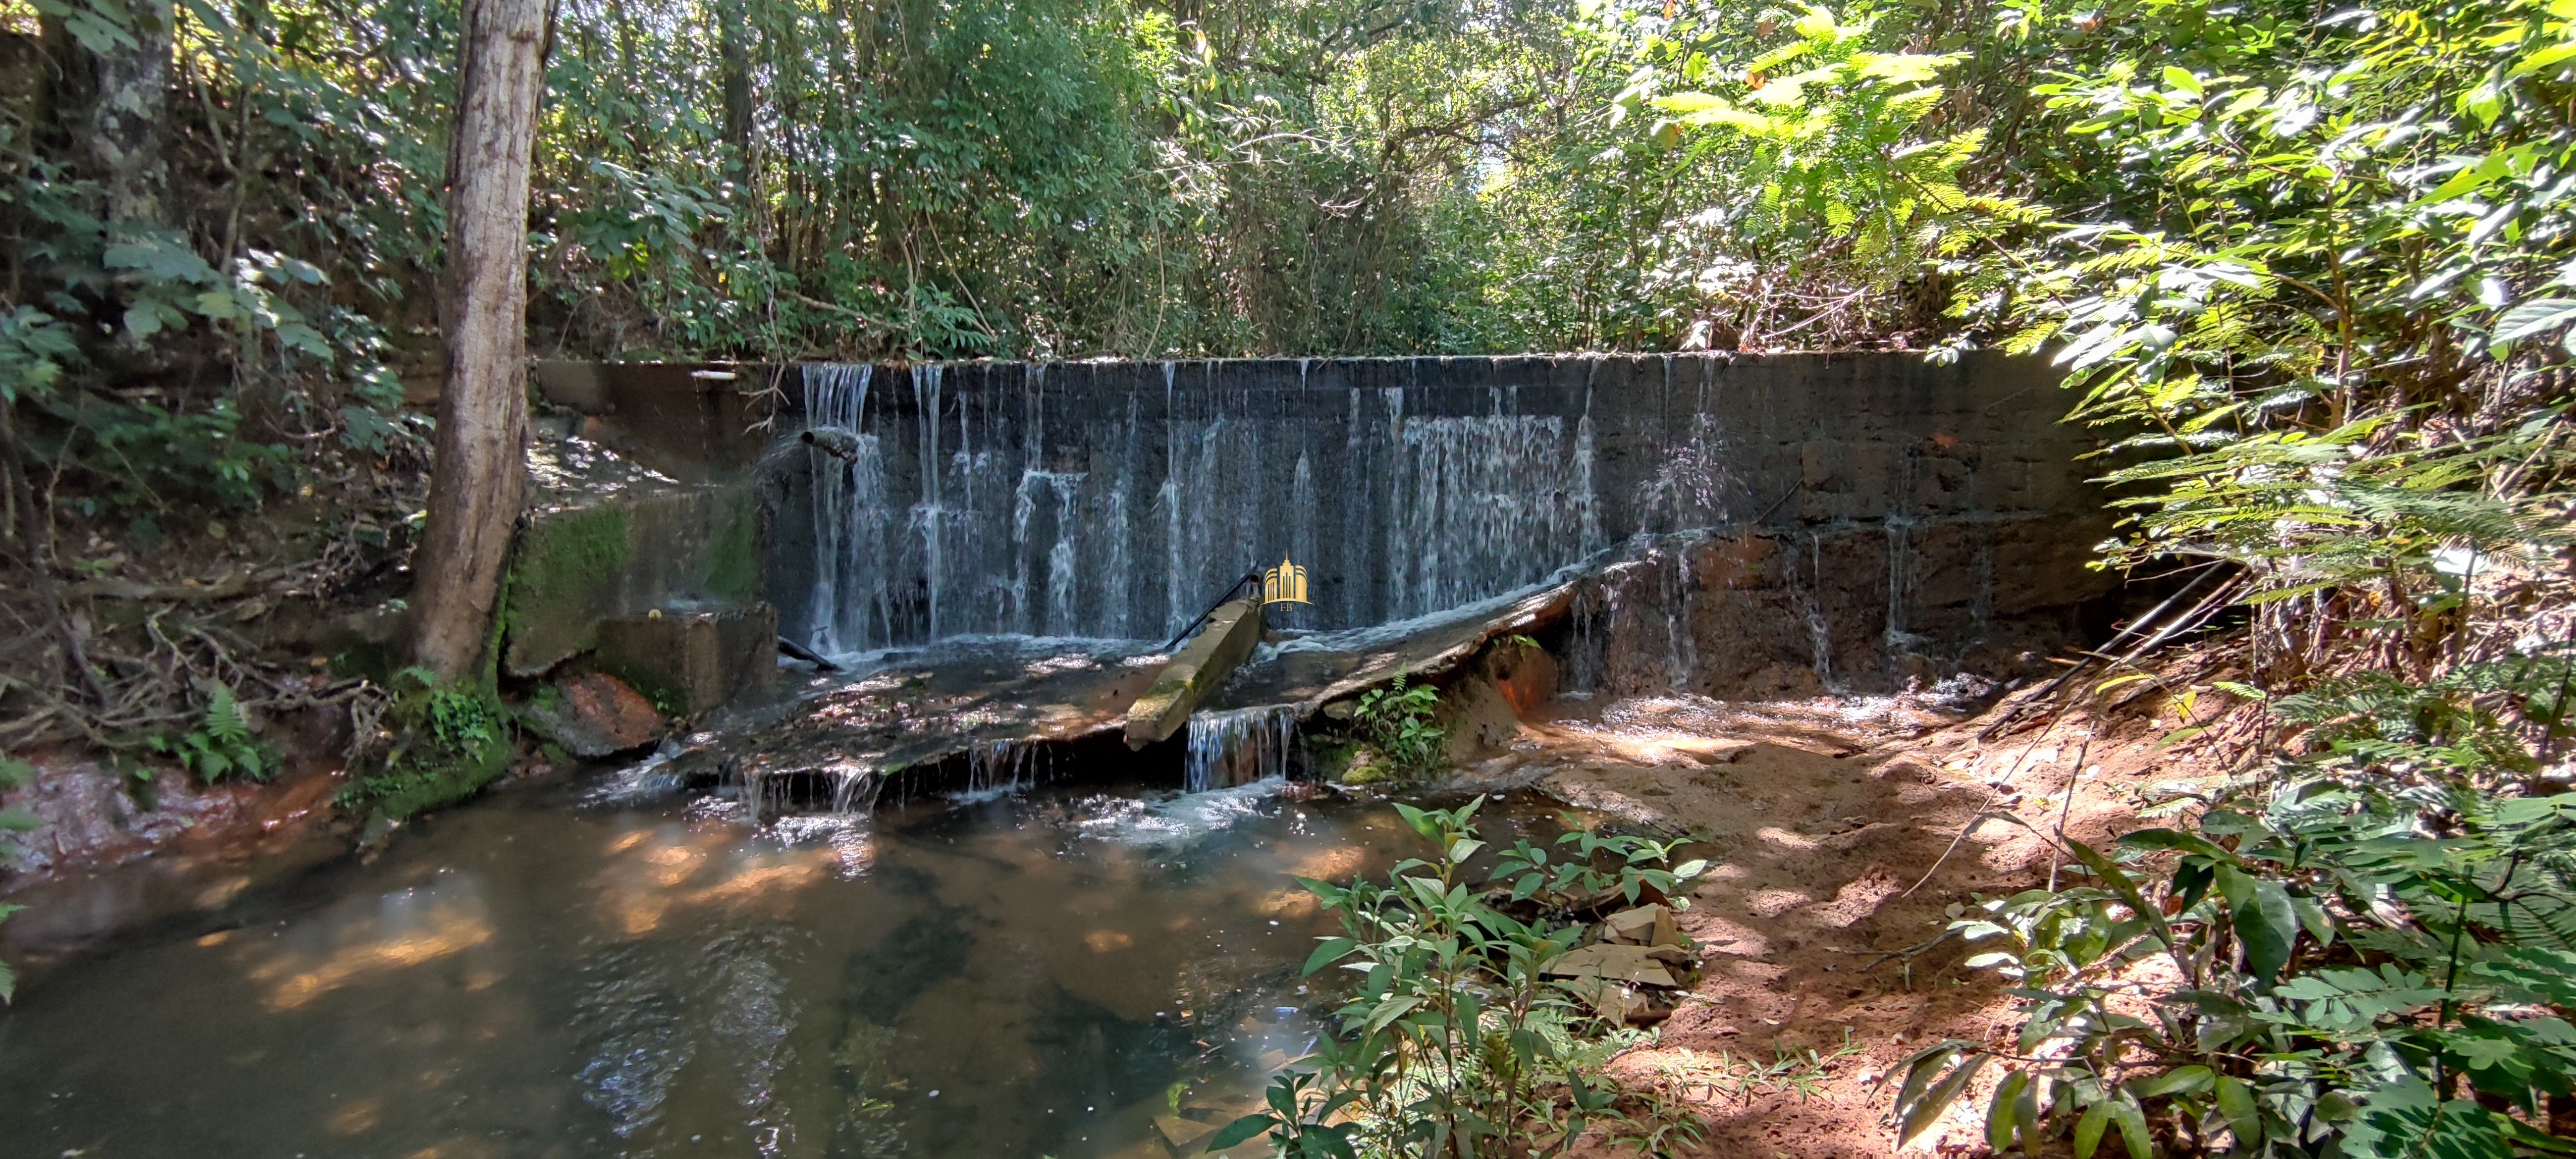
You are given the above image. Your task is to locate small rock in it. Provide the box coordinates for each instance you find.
[1544,943,1678,987]
[1155,1116,1218,1151]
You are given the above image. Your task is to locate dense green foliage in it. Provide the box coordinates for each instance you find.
[1892,651,2576,1157]
[1351,673,1450,780]
[1693,0,2576,1150]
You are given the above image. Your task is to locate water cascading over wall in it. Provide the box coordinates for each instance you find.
[763,353,2117,695]
[786,360,1606,651]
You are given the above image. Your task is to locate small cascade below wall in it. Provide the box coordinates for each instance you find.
[965,739,1055,798]
[1184,705,1302,793]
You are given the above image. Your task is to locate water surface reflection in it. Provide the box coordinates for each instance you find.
[0,778,1471,1158]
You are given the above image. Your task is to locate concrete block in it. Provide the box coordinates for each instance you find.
[1125,599,1263,747]
[594,602,779,714]
[502,486,763,677]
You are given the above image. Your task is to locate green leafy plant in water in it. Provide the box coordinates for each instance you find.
[1351,674,1447,780]
[144,683,277,784]
[1211,799,1713,1158]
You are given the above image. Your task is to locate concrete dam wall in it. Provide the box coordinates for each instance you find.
[708,352,2117,696]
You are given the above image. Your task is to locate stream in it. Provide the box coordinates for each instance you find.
[0,769,1572,1158]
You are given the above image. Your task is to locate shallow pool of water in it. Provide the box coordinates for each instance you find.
[0,774,1541,1158]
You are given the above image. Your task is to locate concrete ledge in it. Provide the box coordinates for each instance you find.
[596,604,779,715]
[1125,599,1264,747]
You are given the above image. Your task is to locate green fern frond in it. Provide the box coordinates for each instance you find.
[204,684,253,746]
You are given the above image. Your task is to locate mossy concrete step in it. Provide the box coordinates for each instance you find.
[502,486,763,679]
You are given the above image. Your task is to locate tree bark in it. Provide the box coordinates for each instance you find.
[716,0,755,176]
[409,0,549,681]
[40,0,173,227]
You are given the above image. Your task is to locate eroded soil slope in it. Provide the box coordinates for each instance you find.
[1463,692,2207,1157]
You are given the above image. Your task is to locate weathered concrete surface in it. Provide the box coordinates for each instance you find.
[595,604,778,714]
[752,352,2113,692]
[1125,598,1263,747]
[532,360,778,485]
[505,427,767,680]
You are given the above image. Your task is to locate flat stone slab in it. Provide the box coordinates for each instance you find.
[522,672,666,758]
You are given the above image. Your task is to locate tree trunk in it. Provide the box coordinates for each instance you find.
[717,0,755,176]
[40,0,173,227]
[409,0,549,681]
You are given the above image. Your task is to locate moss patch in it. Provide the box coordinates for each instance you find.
[340,679,514,820]
[702,490,760,604]
[500,502,632,675]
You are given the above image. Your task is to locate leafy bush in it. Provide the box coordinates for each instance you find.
[1352,675,1448,779]
[1892,656,2576,1157]
[1493,820,1710,911]
[1214,799,1712,1157]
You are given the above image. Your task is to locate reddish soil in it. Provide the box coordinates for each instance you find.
[1455,689,2213,1157]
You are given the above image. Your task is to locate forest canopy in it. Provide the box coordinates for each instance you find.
[0,0,2124,387]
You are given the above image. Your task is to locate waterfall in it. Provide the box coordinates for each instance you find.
[1183,705,1302,793]
[1803,532,1848,695]
[1342,385,1370,624]
[803,365,884,654]
[1665,539,1699,690]
[1389,413,1588,621]
[795,360,1608,653]
[1011,469,1086,633]
[1045,472,1082,636]
[829,765,882,814]
[1106,393,1136,640]
[1290,448,1315,594]
[1162,364,1185,637]
[913,364,947,641]
[965,739,1050,797]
